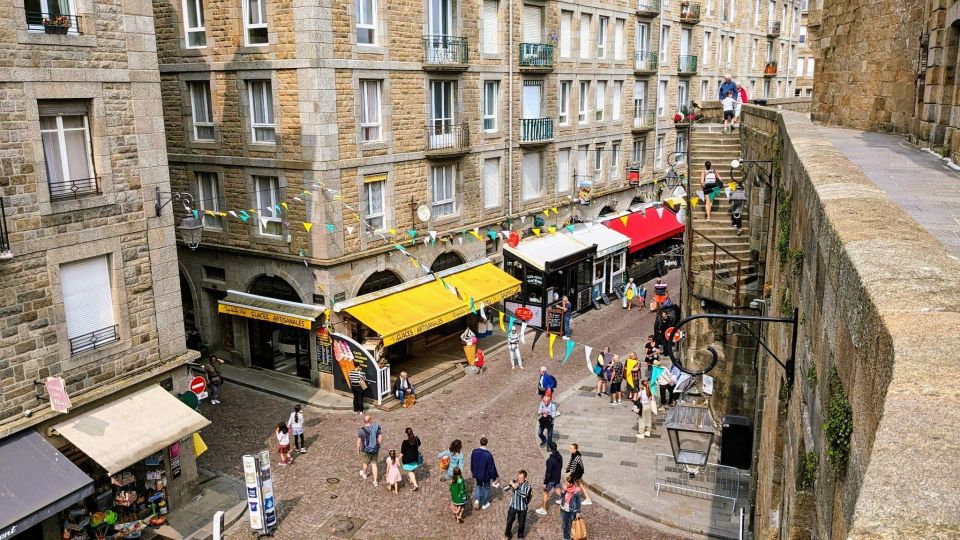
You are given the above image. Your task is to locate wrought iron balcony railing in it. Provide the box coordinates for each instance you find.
[25,11,82,34]
[70,324,119,355]
[637,0,660,15]
[680,2,701,22]
[49,176,101,200]
[678,55,699,73]
[519,43,554,68]
[635,51,658,72]
[425,122,470,153]
[422,35,469,66]
[520,118,554,143]
[633,109,657,130]
[767,21,781,37]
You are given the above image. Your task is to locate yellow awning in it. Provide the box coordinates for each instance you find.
[344,262,520,346]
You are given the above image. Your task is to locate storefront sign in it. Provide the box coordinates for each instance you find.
[382,288,517,346]
[242,455,263,531]
[330,333,379,398]
[505,301,542,328]
[44,376,72,413]
[258,450,277,529]
[169,441,181,479]
[217,303,312,330]
[316,327,333,372]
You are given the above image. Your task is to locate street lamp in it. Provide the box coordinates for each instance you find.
[665,403,717,468]
[179,217,204,250]
[729,158,774,187]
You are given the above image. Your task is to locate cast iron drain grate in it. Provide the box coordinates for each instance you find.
[326,477,340,484]
[321,515,365,539]
[330,494,338,499]
[442,389,453,394]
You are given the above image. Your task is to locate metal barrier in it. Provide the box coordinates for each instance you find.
[69,324,119,355]
[376,363,391,405]
[654,453,746,513]
[49,176,101,199]
[678,55,699,74]
[425,122,470,153]
[423,35,469,65]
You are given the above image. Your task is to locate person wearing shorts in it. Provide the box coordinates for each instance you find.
[722,91,736,133]
[700,161,722,221]
[356,415,382,486]
[536,442,563,515]
[608,355,625,405]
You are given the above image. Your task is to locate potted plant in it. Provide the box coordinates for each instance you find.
[43,15,71,35]
[764,62,777,75]
[673,113,684,123]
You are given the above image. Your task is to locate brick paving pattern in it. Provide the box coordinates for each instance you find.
[197,272,687,540]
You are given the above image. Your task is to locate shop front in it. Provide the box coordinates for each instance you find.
[570,224,631,302]
[602,203,685,285]
[502,233,598,330]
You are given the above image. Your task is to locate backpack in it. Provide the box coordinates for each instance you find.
[439,454,451,471]
[360,424,380,453]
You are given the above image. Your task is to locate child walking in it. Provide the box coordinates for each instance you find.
[275,422,292,465]
[384,449,403,492]
[288,404,306,454]
[449,467,467,523]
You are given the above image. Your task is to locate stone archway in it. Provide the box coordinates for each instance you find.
[179,271,200,351]
[430,251,466,272]
[630,196,646,207]
[597,205,617,217]
[357,269,404,297]
[248,274,302,302]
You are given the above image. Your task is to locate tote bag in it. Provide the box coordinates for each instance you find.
[571,515,587,539]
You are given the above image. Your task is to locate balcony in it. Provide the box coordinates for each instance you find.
[767,21,781,38]
[635,52,658,74]
[632,110,657,132]
[764,61,778,77]
[49,176,101,200]
[679,2,701,23]
[425,122,470,157]
[25,12,82,34]
[0,197,11,261]
[678,55,698,75]
[70,324,119,355]
[422,36,469,71]
[519,118,553,145]
[519,43,554,71]
[636,0,660,17]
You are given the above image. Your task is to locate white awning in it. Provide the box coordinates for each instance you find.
[503,233,594,271]
[571,224,631,258]
[53,385,210,474]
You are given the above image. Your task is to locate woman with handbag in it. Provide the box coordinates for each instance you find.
[400,427,422,491]
[559,476,584,540]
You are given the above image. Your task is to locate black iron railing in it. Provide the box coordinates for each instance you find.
[519,43,554,68]
[0,197,10,257]
[49,177,101,199]
[25,12,82,34]
[423,35,469,65]
[635,51,658,72]
[680,2,701,21]
[678,55,699,73]
[637,0,660,14]
[767,21,781,37]
[633,109,656,129]
[70,325,119,355]
[425,122,470,152]
[520,118,553,142]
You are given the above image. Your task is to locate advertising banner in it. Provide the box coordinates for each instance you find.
[258,450,277,529]
[330,333,378,398]
[242,455,263,531]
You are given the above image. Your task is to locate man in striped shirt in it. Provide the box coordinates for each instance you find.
[504,470,532,539]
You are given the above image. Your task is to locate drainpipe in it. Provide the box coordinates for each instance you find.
[507,0,515,221]
[654,1,664,178]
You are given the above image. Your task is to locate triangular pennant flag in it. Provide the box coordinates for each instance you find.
[696,190,705,199]
[472,227,480,235]
[551,207,559,214]
[281,202,288,210]
[259,216,270,230]
[499,312,505,333]
[520,215,527,224]
[458,236,464,245]
[548,334,557,359]
[565,225,575,233]
[347,226,355,234]
[533,228,541,237]
[479,302,487,320]
[584,346,594,373]
[531,329,543,350]
[203,210,215,216]
[469,297,476,314]
[228,210,238,219]
[410,258,420,268]
[543,210,549,217]
[192,209,199,220]
[326,223,335,233]
[390,228,397,236]
[620,215,629,226]
[507,316,516,334]
[548,226,556,235]
[487,230,497,240]
[429,230,437,240]
[238,210,250,222]
[729,182,738,191]
[501,231,510,240]
[691,197,700,209]
[408,229,417,239]
[562,339,575,365]
[470,230,482,240]
[274,204,282,214]
[423,238,430,246]
[304,222,313,232]
[520,322,527,344]
[656,206,664,218]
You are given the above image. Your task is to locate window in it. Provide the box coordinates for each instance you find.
[483,157,501,208]
[255,175,282,236]
[632,138,647,165]
[482,0,498,53]
[678,80,688,111]
[796,57,804,76]
[247,80,276,143]
[799,25,806,44]
[521,152,542,199]
[754,0,761,25]
[579,13,591,59]
[557,148,570,193]
[636,22,650,54]
[577,144,588,179]
[793,7,798,31]
[183,0,206,48]
[763,79,770,98]
[482,81,499,132]
[243,0,268,45]
[806,58,814,77]
[559,81,571,124]
[727,36,735,68]
[189,81,215,141]
[659,25,670,64]
[614,18,624,60]
[700,79,708,101]
[777,80,782,97]
[766,41,773,63]
[26,0,78,32]
[633,81,646,124]
[801,0,808,11]
[610,141,620,173]
[363,175,386,229]
[706,0,714,17]
[805,88,812,97]
[751,38,758,68]
[723,0,735,22]
[782,4,788,30]
[795,88,801,97]
[559,11,572,57]
[675,132,687,163]
[596,16,606,58]
[356,0,377,45]
[612,81,622,121]
[578,81,589,123]
[431,164,456,215]
[594,145,603,172]
[61,256,117,353]
[359,79,382,142]
[654,134,664,168]
[657,80,667,116]
[704,31,712,65]
[595,80,606,121]
[197,171,222,229]
[39,101,95,197]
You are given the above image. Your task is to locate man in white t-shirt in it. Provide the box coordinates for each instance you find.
[722,91,736,133]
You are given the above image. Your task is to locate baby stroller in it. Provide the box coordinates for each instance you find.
[729,186,747,234]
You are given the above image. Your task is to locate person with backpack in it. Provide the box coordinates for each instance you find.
[537,366,557,398]
[287,404,306,454]
[503,470,532,539]
[470,437,499,510]
[356,415,382,487]
[535,442,563,516]
[448,467,468,524]
[537,394,558,447]
[700,160,722,221]
[436,439,464,482]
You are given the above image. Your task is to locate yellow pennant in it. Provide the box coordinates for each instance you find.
[390,228,398,236]
[543,210,549,217]
[193,432,208,458]
[303,222,313,232]
[691,197,700,209]
[620,215,629,226]
[548,334,557,359]
[551,207,559,214]
[281,202,289,210]
[728,182,738,191]
[548,226,556,235]
[499,312,506,332]
[533,228,541,237]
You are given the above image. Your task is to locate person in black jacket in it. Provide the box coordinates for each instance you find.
[536,442,563,515]
[563,443,593,505]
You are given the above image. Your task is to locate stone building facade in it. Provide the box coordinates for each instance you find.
[793,0,813,96]
[0,0,201,535]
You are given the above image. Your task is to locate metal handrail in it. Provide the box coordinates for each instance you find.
[633,109,656,129]
[637,0,660,13]
[767,21,781,36]
[679,2,701,20]
[693,229,747,304]
[69,324,119,355]
[422,35,469,65]
[678,55,698,73]
[635,51,658,71]
[49,176,101,199]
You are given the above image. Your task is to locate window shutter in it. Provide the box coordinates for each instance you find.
[614,19,624,59]
[483,0,498,53]
[560,12,571,56]
[521,152,541,199]
[483,158,500,208]
[61,256,115,341]
[557,149,570,193]
[580,14,590,57]
[38,100,90,117]
[522,5,541,43]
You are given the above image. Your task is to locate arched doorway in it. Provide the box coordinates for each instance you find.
[630,196,646,207]
[598,205,617,217]
[430,251,466,272]
[357,270,403,296]
[180,274,201,351]
[247,275,310,378]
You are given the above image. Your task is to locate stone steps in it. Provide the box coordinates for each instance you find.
[375,360,466,411]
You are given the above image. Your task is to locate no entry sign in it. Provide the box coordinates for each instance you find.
[190,376,207,395]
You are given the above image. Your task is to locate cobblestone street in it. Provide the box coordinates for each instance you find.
[197,272,685,540]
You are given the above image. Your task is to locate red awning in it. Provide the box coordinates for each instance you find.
[602,207,684,254]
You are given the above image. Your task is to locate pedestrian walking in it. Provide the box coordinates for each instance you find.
[722,91,736,133]
[718,74,737,101]
[623,278,637,310]
[536,442,563,516]
[657,364,677,407]
[400,427,422,491]
[384,449,403,493]
[356,415,382,486]
[349,364,366,414]
[537,366,557,397]
[560,295,573,338]
[639,380,654,438]
[563,444,593,505]
[734,83,748,129]
[287,404,306,454]
[508,327,523,369]
[637,284,647,310]
[652,279,668,310]
[593,347,610,398]
[437,439,465,482]
[625,352,641,401]
[608,355,624,405]
[470,437,499,510]
[730,182,747,234]
[449,467,468,524]
[504,470,532,539]
[701,161,722,221]
[394,371,416,407]
[559,477,583,540]
[537,394,557,447]
[275,422,292,465]
[203,355,224,404]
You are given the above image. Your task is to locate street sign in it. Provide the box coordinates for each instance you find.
[212,510,225,540]
[44,377,72,413]
[190,376,207,395]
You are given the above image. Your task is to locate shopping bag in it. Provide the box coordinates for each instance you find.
[571,515,588,540]
[649,301,658,312]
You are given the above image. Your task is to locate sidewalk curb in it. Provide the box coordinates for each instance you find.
[184,498,249,540]
[220,376,354,411]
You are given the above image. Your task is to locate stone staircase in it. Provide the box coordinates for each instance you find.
[689,125,757,307]
[375,360,466,411]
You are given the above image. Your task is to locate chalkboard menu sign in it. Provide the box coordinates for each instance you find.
[316,327,333,373]
[546,307,565,335]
